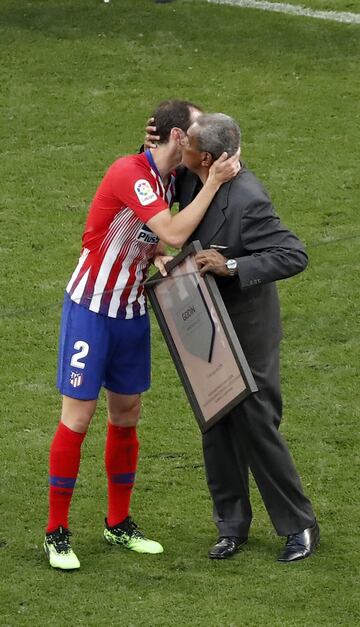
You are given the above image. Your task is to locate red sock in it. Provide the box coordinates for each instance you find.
[105,423,139,527]
[46,422,86,533]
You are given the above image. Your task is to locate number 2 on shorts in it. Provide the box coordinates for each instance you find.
[70,340,89,369]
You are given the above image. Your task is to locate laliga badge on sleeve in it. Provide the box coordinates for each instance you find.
[134,179,158,206]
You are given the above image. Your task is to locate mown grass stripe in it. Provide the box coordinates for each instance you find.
[207,0,360,24]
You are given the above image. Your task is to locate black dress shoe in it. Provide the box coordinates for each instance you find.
[277,521,320,563]
[209,536,247,560]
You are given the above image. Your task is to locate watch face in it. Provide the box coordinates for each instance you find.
[226,259,237,270]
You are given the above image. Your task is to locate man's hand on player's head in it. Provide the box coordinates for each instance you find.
[145,117,160,150]
[208,149,241,185]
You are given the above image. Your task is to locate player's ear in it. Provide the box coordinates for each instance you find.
[171,127,186,146]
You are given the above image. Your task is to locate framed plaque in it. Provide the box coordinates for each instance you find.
[145,241,257,433]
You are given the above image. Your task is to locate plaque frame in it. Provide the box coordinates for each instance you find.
[145,241,258,433]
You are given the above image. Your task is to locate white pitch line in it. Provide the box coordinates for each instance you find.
[207,0,360,24]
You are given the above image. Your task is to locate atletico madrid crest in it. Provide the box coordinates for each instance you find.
[70,371,83,388]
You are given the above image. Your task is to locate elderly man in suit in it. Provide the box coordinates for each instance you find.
[174,113,319,562]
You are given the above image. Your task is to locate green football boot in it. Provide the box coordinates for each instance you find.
[44,526,80,570]
[104,516,163,554]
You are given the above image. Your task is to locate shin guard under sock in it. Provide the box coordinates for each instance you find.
[105,423,139,527]
[46,422,86,532]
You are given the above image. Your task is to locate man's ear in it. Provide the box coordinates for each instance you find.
[201,152,214,167]
[170,127,186,146]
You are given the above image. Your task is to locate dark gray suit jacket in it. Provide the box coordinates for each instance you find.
[176,166,308,369]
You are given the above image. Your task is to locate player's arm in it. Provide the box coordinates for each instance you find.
[147,152,240,248]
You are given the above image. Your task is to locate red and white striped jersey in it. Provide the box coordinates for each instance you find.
[66,151,176,319]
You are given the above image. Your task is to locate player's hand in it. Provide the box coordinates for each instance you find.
[153,254,174,276]
[144,117,160,150]
[208,149,241,185]
[195,250,229,277]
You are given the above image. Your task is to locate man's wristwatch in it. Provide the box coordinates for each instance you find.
[225,258,238,276]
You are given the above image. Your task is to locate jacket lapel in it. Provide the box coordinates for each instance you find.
[176,169,199,208]
[190,181,231,247]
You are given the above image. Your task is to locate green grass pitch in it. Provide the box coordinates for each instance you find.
[0,0,359,625]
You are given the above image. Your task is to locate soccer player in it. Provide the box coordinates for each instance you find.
[44,99,240,570]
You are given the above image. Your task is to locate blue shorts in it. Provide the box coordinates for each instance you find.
[57,294,151,400]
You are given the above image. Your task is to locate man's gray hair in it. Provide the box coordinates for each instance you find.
[192,113,241,160]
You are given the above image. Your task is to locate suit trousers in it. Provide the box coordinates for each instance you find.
[202,346,315,537]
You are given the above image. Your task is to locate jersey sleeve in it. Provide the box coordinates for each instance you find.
[109,158,169,223]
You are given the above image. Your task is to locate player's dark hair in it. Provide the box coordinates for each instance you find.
[152,99,203,144]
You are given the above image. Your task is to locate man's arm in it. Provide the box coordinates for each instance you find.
[195,185,308,285]
[147,153,240,248]
[235,192,308,287]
